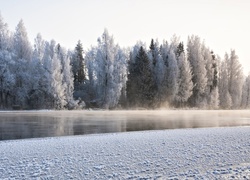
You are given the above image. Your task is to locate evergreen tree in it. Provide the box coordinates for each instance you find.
[126,43,143,107]
[72,40,86,84]
[149,39,156,66]
[176,42,184,58]
[211,51,218,89]
[136,46,155,108]
[148,39,164,107]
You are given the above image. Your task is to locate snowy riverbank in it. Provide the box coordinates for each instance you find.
[1,127,250,179]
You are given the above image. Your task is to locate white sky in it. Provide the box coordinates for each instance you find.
[1,0,250,74]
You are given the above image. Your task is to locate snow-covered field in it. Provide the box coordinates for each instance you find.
[1,127,250,179]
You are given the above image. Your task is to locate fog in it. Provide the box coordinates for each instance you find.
[0,110,250,141]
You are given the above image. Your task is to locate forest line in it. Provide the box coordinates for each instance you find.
[0,14,249,110]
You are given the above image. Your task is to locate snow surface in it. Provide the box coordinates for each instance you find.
[1,127,250,179]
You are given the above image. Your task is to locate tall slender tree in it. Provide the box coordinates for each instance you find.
[187,35,208,107]
[72,41,86,84]
[175,52,193,106]
[241,74,250,108]
[136,46,155,107]
[227,50,244,108]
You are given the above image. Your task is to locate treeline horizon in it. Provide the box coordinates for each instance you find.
[0,14,250,110]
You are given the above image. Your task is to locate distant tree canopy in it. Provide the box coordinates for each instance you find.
[0,13,248,110]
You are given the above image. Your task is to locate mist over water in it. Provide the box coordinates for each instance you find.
[0,110,250,141]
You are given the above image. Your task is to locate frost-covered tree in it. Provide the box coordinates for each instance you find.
[202,45,213,93]
[241,74,250,108]
[0,13,15,108]
[158,40,170,104]
[202,45,219,108]
[10,20,33,107]
[56,45,75,107]
[28,34,46,108]
[226,50,244,108]
[33,33,45,62]
[166,48,179,103]
[38,40,68,109]
[0,51,15,108]
[13,20,32,61]
[50,41,66,109]
[219,58,232,109]
[86,29,127,109]
[170,34,180,56]
[84,46,98,100]
[175,52,193,106]
[148,39,165,106]
[187,35,208,108]
[0,13,10,51]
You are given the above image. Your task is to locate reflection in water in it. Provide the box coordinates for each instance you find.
[0,110,250,141]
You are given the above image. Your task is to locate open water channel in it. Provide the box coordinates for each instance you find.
[0,110,250,141]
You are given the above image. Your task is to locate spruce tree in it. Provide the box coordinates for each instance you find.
[211,51,218,89]
[149,39,156,66]
[126,52,138,107]
[136,46,155,108]
[72,40,85,84]
[176,42,184,58]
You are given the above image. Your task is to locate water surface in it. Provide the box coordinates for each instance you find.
[0,110,250,141]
